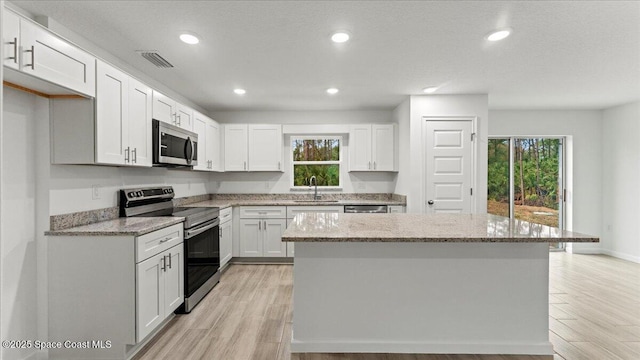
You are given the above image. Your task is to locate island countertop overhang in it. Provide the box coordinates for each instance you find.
[282,213,599,243]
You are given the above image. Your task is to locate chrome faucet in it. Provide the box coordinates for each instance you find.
[309,176,321,200]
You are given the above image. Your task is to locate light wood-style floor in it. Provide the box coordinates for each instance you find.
[133,253,640,360]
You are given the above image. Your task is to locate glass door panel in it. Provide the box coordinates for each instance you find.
[487,138,511,218]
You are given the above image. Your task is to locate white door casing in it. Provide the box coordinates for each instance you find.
[424,118,475,214]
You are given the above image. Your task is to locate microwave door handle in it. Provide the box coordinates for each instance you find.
[184,137,193,164]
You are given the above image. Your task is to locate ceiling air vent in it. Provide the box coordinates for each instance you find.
[137,51,174,68]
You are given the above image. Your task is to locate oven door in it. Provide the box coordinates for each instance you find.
[183,218,220,298]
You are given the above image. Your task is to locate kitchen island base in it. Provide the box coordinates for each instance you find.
[291,242,553,355]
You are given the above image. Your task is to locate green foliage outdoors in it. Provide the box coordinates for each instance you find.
[292,139,340,186]
[488,138,560,210]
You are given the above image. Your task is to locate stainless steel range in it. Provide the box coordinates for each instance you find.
[120,186,220,313]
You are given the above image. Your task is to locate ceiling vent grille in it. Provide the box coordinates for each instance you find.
[138,51,174,68]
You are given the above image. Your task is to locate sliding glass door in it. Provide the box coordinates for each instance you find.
[488,137,565,250]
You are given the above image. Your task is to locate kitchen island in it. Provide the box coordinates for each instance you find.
[282,213,598,356]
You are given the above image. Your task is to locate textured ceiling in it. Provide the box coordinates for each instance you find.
[9,0,640,111]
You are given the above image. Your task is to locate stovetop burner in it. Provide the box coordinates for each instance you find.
[120,186,219,228]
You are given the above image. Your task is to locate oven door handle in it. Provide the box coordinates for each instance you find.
[184,218,220,239]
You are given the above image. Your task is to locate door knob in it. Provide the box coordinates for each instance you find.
[427,200,434,205]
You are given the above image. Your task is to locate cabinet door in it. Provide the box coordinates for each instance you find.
[224,124,248,171]
[286,218,294,257]
[372,124,395,171]
[239,219,262,256]
[349,125,372,171]
[207,120,222,171]
[263,219,287,257]
[136,251,165,342]
[175,103,193,131]
[248,124,283,171]
[152,91,176,125]
[163,245,184,314]
[95,60,127,165]
[19,19,96,97]
[192,113,208,171]
[3,11,20,70]
[128,78,153,167]
[220,220,233,268]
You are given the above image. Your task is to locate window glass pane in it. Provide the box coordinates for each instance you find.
[292,139,340,161]
[293,165,340,186]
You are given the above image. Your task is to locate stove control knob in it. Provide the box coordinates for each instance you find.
[137,191,143,197]
[128,192,135,198]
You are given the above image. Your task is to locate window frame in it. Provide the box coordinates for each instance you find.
[290,135,343,190]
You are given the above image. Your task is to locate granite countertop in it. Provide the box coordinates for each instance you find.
[185,199,405,209]
[282,213,599,243]
[45,217,185,236]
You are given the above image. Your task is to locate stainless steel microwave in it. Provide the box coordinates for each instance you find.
[152,119,198,167]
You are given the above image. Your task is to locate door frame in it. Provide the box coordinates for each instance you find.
[422,116,478,214]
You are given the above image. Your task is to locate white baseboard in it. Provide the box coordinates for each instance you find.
[291,339,554,355]
[567,248,602,255]
[601,249,640,263]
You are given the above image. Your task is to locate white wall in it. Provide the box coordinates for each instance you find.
[601,101,640,262]
[489,110,603,254]
[210,110,398,194]
[403,95,489,214]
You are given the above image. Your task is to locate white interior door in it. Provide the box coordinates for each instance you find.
[425,119,473,214]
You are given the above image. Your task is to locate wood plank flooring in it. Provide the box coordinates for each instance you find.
[133,253,640,360]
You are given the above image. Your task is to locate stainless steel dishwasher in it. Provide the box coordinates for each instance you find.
[344,205,388,213]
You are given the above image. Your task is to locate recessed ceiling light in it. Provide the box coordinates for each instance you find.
[486,28,512,42]
[331,32,350,43]
[234,88,246,95]
[422,86,438,94]
[179,33,200,45]
[326,88,339,95]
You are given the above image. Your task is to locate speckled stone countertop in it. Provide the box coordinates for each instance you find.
[282,213,599,243]
[185,199,405,209]
[45,217,185,236]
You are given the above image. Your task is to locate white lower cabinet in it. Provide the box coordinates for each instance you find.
[219,208,233,268]
[388,205,406,213]
[239,206,287,257]
[47,223,184,360]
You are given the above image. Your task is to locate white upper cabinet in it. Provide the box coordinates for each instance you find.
[152,91,176,124]
[95,60,152,167]
[349,124,397,172]
[95,61,128,165]
[3,10,20,70]
[349,124,372,171]
[152,91,193,131]
[372,124,396,171]
[175,103,194,131]
[207,119,222,171]
[128,78,153,167]
[224,124,249,171]
[3,10,96,97]
[192,113,208,171]
[224,124,283,172]
[248,124,283,171]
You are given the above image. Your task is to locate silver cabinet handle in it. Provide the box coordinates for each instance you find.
[258,220,261,230]
[374,161,376,170]
[368,161,371,169]
[159,236,172,243]
[172,113,177,125]
[264,220,267,229]
[167,253,172,269]
[161,256,166,271]
[124,146,130,163]
[9,37,18,63]
[244,161,247,170]
[132,148,137,163]
[278,161,281,170]
[25,45,35,69]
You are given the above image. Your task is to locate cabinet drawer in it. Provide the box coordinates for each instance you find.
[219,207,232,223]
[286,206,344,219]
[239,206,286,219]
[136,223,183,263]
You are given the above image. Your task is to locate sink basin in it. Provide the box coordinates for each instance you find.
[293,200,339,203]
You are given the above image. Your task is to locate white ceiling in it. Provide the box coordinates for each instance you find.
[10,0,640,112]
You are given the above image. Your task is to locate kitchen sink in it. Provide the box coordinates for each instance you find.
[293,200,339,203]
